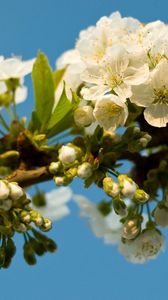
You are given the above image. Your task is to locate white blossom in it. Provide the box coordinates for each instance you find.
[0,57,35,80]
[74,195,123,245]
[55,49,85,104]
[118,175,137,198]
[131,58,168,127]
[119,229,165,263]
[31,187,72,221]
[9,182,24,200]
[0,180,10,200]
[93,94,128,132]
[81,45,149,102]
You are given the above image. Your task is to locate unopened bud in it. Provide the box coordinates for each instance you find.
[9,182,24,200]
[0,199,12,211]
[133,189,149,203]
[113,197,127,216]
[122,218,140,240]
[77,162,92,179]
[40,218,52,232]
[103,177,120,197]
[30,211,43,226]
[49,161,62,174]
[14,222,27,233]
[20,211,31,223]
[74,106,94,127]
[54,176,65,186]
[154,206,168,227]
[0,180,10,200]
[58,145,77,164]
[118,175,137,198]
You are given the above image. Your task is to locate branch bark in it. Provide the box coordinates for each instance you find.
[6,166,52,188]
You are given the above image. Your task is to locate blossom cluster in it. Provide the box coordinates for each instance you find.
[57,11,168,130]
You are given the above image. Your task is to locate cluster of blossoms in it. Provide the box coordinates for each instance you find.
[0,179,59,267]
[48,141,167,264]
[0,11,167,268]
[56,11,168,129]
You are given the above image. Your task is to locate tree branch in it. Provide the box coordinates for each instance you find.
[6,166,52,188]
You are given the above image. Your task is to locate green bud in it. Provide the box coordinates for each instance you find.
[49,161,62,174]
[44,239,58,253]
[29,237,46,256]
[113,197,127,216]
[23,242,36,266]
[6,238,16,258]
[133,189,149,203]
[97,201,112,216]
[34,134,46,142]
[0,247,6,267]
[32,192,46,207]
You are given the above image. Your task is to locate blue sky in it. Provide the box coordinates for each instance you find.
[0,1,168,299]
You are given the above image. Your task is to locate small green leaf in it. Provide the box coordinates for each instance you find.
[47,86,72,130]
[32,52,55,129]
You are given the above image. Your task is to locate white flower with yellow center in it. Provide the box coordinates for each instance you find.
[93,94,128,132]
[131,58,168,127]
[81,45,149,102]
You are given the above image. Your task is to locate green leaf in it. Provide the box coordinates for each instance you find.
[28,111,41,132]
[32,52,55,129]
[53,68,66,90]
[47,86,72,130]
[46,91,80,138]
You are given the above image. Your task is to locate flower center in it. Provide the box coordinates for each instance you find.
[105,66,123,89]
[153,86,168,105]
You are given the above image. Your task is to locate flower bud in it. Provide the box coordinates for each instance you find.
[133,189,149,203]
[113,197,127,216]
[14,222,27,233]
[23,242,36,265]
[30,211,43,226]
[0,180,10,200]
[9,182,24,200]
[103,177,120,197]
[20,211,31,223]
[118,175,137,198]
[58,145,76,164]
[0,199,12,211]
[77,162,92,179]
[139,137,148,148]
[40,218,52,232]
[154,206,168,227]
[122,219,140,240]
[74,106,94,127]
[54,176,65,186]
[49,161,62,174]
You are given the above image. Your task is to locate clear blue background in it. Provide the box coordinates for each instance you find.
[0,1,168,299]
